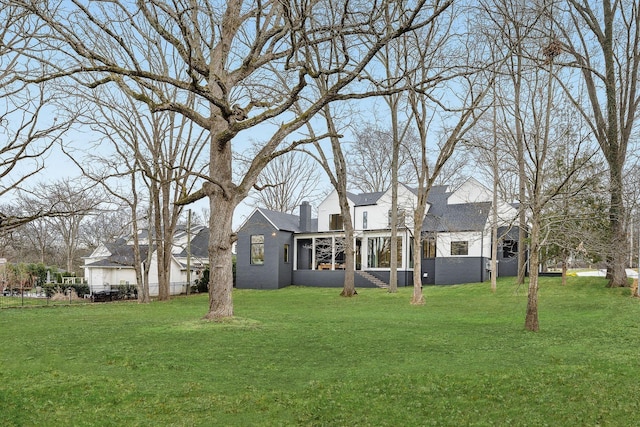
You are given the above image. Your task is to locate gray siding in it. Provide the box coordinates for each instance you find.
[236,212,293,290]
[434,257,489,285]
[421,259,436,285]
[292,270,413,288]
[496,226,521,277]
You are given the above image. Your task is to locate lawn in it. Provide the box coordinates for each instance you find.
[1,277,639,426]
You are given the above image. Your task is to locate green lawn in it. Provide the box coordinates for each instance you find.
[1,277,639,426]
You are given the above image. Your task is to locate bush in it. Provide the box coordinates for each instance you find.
[194,269,209,293]
[40,283,90,298]
[112,284,137,299]
[71,284,90,297]
[192,257,236,293]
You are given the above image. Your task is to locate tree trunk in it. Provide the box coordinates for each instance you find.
[411,205,426,305]
[340,217,357,297]
[512,37,527,286]
[152,186,168,301]
[329,112,357,297]
[389,102,400,293]
[205,192,235,319]
[524,219,540,332]
[161,181,174,298]
[560,247,569,287]
[606,167,628,287]
[491,98,499,293]
[204,125,236,319]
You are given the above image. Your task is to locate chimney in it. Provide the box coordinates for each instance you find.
[299,201,312,232]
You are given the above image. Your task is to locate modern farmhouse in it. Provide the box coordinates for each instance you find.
[236,178,523,289]
[83,226,209,296]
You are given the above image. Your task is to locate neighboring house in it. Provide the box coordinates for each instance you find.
[83,226,209,296]
[236,177,523,290]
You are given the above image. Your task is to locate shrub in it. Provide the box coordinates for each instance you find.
[112,284,137,299]
[192,256,236,293]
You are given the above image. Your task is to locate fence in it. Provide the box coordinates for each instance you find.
[0,281,193,308]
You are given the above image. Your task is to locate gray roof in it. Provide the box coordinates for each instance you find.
[258,208,318,233]
[176,227,209,258]
[254,183,488,234]
[422,201,492,232]
[86,244,150,268]
[347,191,385,206]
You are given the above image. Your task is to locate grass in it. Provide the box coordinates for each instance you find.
[1,276,640,426]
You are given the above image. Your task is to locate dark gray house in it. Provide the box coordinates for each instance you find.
[236,178,524,289]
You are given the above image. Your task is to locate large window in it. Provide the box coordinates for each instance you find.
[368,237,402,268]
[423,236,437,258]
[329,214,344,230]
[450,241,468,256]
[251,235,264,265]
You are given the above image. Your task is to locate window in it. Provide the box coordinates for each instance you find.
[503,240,517,258]
[423,236,437,258]
[315,238,332,269]
[451,241,468,256]
[329,214,344,230]
[362,211,368,229]
[388,209,406,227]
[368,237,402,268]
[250,235,264,265]
[284,244,290,263]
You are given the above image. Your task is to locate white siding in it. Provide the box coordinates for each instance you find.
[448,177,492,205]
[438,230,491,258]
[317,190,354,232]
[357,185,418,230]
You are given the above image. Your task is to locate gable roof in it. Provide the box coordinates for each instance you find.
[255,208,318,233]
[85,244,150,268]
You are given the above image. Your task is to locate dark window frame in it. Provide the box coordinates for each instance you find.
[250,235,265,265]
[329,214,344,230]
[450,241,469,256]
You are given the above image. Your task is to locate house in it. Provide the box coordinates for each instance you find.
[236,178,523,289]
[83,226,209,296]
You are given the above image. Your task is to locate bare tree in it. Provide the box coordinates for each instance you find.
[24,0,467,318]
[247,150,323,214]
[20,179,100,273]
[401,4,496,305]
[66,81,207,302]
[79,206,132,252]
[553,0,640,288]
[0,3,73,233]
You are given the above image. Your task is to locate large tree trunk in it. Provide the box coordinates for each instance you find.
[205,191,235,319]
[204,127,236,319]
